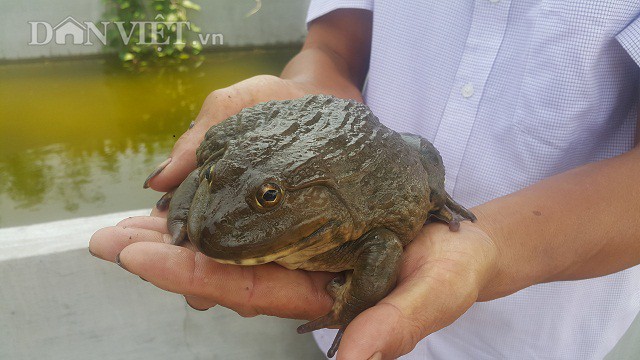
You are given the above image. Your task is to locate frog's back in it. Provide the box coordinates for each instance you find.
[210,95,431,243]
[256,95,432,243]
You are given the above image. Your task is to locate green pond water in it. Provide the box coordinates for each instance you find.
[0,48,297,228]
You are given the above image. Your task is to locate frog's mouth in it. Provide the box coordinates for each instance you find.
[208,220,336,266]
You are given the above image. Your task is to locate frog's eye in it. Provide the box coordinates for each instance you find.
[204,164,215,182]
[256,183,283,208]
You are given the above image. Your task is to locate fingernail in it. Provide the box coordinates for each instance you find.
[156,191,174,211]
[115,253,129,272]
[143,158,172,189]
[368,352,382,360]
[188,120,196,129]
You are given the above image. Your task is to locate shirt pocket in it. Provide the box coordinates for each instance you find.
[512,1,638,148]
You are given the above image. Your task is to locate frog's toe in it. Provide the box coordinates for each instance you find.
[297,311,343,334]
[430,204,464,231]
[298,317,345,358]
[445,193,476,222]
[327,327,346,358]
[448,214,461,232]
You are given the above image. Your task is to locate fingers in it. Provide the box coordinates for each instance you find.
[89,221,171,262]
[141,107,218,192]
[143,150,195,193]
[142,84,249,192]
[117,241,335,320]
[118,216,168,233]
[184,295,217,311]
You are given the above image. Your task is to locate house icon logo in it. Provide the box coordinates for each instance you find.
[53,16,86,45]
[28,16,105,46]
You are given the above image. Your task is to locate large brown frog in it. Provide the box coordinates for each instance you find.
[164,94,475,357]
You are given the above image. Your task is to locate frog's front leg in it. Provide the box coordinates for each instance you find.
[297,228,403,358]
[167,169,200,245]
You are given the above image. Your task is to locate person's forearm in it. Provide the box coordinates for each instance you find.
[475,145,640,301]
[281,9,372,102]
[281,47,364,101]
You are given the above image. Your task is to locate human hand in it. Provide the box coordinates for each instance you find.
[89,215,498,360]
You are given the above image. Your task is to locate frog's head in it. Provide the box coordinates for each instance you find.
[186,157,353,265]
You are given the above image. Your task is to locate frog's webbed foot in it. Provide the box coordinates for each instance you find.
[298,229,403,358]
[430,193,476,231]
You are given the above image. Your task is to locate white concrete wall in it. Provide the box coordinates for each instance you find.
[0,0,310,60]
[0,211,324,360]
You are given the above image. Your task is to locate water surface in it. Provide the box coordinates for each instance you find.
[0,48,297,228]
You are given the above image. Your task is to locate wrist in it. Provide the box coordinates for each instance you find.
[281,48,364,102]
[468,210,509,301]
[418,220,501,303]
[460,219,502,302]
[471,205,547,302]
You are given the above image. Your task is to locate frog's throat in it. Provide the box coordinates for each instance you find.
[209,220,336,266]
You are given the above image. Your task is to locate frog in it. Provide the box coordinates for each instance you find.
[161,94,476,358]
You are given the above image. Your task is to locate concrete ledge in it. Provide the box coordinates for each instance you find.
[0,210,147,261]
[0,211,324,360]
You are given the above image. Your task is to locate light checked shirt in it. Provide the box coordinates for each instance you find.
[307,1,640,359]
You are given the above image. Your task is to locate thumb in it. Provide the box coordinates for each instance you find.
[141,121,204,192]
[142,86,248,192]
[335,303,419,360]
[143,75,307,192]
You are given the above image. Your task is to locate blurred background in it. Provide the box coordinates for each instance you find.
[0,1,329,359]
[0,1,638,359]
[0,0,305,228]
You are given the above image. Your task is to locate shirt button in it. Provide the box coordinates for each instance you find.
[489,0,500,3]
[461,83,475,98]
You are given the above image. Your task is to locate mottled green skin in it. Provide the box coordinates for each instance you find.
[166,94,475,357]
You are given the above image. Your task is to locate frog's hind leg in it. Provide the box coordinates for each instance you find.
[296,272,353,342]
[297,229,403,358]
[430,192,477,232]
[399,133,476,231]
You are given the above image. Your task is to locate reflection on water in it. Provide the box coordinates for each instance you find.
[0,48,297,228]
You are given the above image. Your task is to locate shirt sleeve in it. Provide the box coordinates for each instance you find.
[616,16,640,68]
[306,0,373,24]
